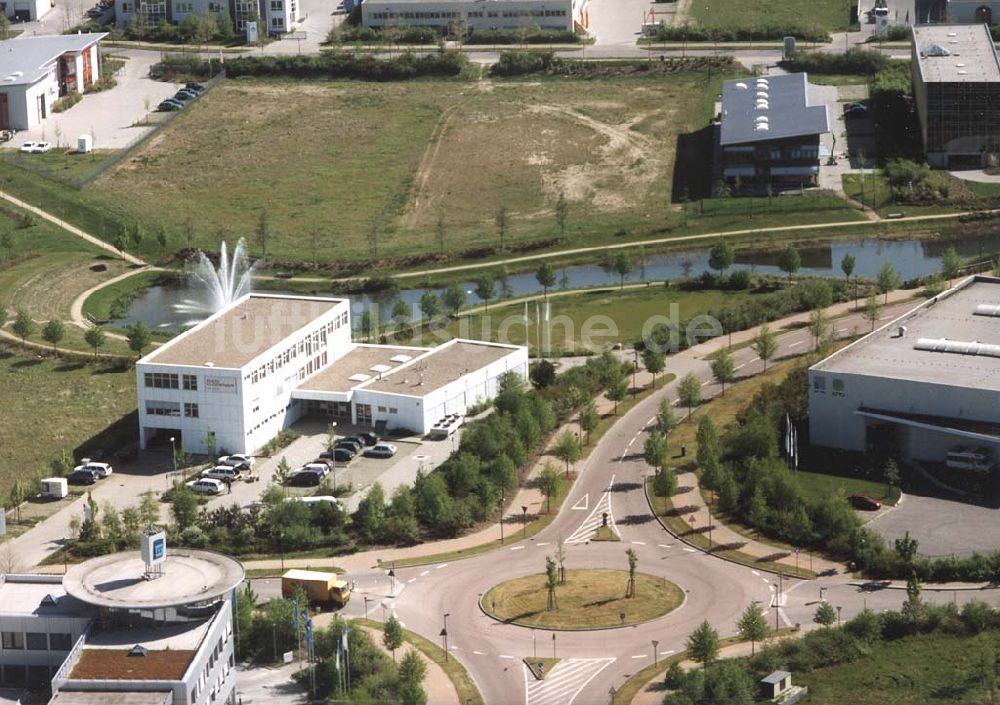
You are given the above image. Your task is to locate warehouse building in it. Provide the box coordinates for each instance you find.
[360,0,579,33]
[945,0,1000,23]
[809,276,1000,472]
[718,73,830,191]
[911,24,1000,169]
[136,293,528,455]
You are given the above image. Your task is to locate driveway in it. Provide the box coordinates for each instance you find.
[866,493,1000,558]
[236,662,306,705]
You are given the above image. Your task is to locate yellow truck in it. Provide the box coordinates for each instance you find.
[281,569,351,608]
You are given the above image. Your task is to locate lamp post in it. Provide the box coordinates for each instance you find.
[552,632,556,658]
[836,605,842,627]
[363,596,371,621]
[168,436,177,488]
[632,349,638,399]
[499,489,505,544]
[819,586,826,603]
[652,640,659,667]
[442,612,451,662]
[521,505,528,539]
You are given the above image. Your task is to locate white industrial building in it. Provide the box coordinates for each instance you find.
[0,34,106,132]
[361,0,580,33]
[2,0,51,22]
[809,275,1000,470]
[114,0,298,36]
[136,293,528,455]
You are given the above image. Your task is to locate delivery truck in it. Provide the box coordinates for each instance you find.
[281,569,352,608]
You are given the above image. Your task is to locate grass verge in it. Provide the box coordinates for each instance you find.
[523,657,560,680]
[592,525,620,541]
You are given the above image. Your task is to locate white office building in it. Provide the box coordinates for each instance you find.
[2,0,51,22]
[361,0,578,32]
[136,293,528,455]
[809,275,1000,468]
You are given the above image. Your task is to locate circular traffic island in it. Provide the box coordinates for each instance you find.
[481,568,684,630]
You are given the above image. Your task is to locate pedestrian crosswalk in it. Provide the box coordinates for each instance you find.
[565,483,617,544]
[524,658,615,705]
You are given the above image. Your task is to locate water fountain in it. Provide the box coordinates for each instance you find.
[173,238,256,322]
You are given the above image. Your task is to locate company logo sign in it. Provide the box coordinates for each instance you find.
[153,537,165,560]
[205,375,238,394]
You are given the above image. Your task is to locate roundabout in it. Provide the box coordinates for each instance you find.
[481,568,685,630]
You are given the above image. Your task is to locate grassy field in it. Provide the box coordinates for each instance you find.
[481,569,684,629]
[0,350,137,498]
[0,149,118,185]
[799,632,999,704]
[688,0,853,33]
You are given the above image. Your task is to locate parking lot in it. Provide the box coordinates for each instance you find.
[867,493,1000,557]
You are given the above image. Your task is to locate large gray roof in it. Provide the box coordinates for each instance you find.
[720,73,829,146]
[0,33,106,87]
[912,24,1000,83]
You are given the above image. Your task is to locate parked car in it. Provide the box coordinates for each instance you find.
[19,141,37,153]
[67,469,98,485]
[174,90,198,101]
[357,432,379,446]
[295,496,342,508]
[218,454,254,470]
[848,494,882,511]
[286,470,322,487]
[364,443,397,459]
[319,447,355,462]
[187,478,224,495]
[309,458,337,470]
[843,103,869,117]
[300,462,330,477]
[185,82,206,93]
[30,142,52,153]
[201,466,242,482]
[74,461,113,478]
[336,438,364,453]
[157,100,184,112]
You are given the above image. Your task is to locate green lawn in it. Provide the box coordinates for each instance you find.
[796,468,900,506]
[688,0,853,33]
[0,149,118,186]
[799,632,1000,704]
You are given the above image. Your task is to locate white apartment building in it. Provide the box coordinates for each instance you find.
[136,294,528,456]
[115,0,298,36]
[361,0,576,32]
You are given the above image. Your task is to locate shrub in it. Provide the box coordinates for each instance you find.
[654,22,829,43]
[52,92,83,113]
[489,50,557,76]
[884,159,951,202]
[781,47,890,75]
[465,28,580,44]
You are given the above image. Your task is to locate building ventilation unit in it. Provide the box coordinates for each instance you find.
[914,337,1000,358]
[922,44,951,57]
[973,304,1000,317]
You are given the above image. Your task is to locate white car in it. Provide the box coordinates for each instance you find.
[201,466,241,482]
[186,478,224,495]
[364,443,397,459]
[218,454,254,470]
[29,142,51,154]
[19,142,37,153]
[294,496,342,508]
[74,461,113,478]
[299,462,330,477]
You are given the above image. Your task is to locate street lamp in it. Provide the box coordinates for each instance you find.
[168,436,177,488]
[552,632,556,658]
[652,640,659,667]
[363,596,371,620]
[499,489,505,544]
[836,605,843,627]
[521,505,528,539]
[441,612,451,662]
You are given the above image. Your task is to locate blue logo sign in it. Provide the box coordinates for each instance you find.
[153,538,165,560]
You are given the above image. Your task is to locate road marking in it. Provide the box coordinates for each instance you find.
[571,494,589,511]
[473,650,486,656]
[567,478,617,544]
[407,578,416,583]
[419,570,430,577]
[662,649,676,656]
[510,546,525,551]
[658,544,672,548]
[537,542,550,546]
[789,340,804,348]
[499,654,515,660]
[683,547,697,553]
[748,356,760,363]
[631,654,647,659]
[752,570,760,576]
[436,563,448,569]
[631,541,646,546]
[734,363,746,370]
[525,658,615,705]
[450,646,458,651]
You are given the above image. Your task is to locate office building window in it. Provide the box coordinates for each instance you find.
[25,633,47,651]
[270,0,282,8]
[184,402,200,418]
[146,401,181,417]
[2,632,24,649]
[144,372,179,389]
[48,633,72,651]
[183,374,198,391]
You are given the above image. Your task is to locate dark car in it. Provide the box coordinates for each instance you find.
[174,89,198,101]
[319,447,355,463]
[357,432,379,446]
[843,102,869,117]
[848,494,882,511]
[67,469,98,485]
[185,82,206,93]
[286,470,322,487]
[157,99,183,112]
[336,438,364,453]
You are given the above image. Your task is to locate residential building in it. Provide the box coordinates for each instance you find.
[114,0,297,36]
[0,34,106,132]
[911,24,1000,169]
[717,73,830,191]
[809,275,1000,473]
[135,293,528,455]
[360,0,578,33]
[1,0,50,22]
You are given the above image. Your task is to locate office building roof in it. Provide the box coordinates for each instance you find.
[142,294,342,369]
[912,24,1000,83]
[0,34,107,87]
[363,339,520,396]
[0,575,89,617]
[297,344,430,394]
[811,276,1000,390]
[69,649,196,681]
[50,693,171,705]
[719,73,829,146]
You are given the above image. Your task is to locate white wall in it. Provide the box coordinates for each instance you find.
[361,0,573,31]
[0,74,55,131]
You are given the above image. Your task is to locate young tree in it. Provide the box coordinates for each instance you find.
[808,308,829,350]
[606,374,628,415]
[255,210,269,260]
[877,261,901,303]
[552,431,582,478]
[641,346,666,388]
[114,230,129,256]
[382,616,404,662]
[442,284,466,316]
[777,245,801,283]
[643,431,668,473]
[710,348,736,394]
[139,491,160,528]
[358,310,377,340]
[696,416,722,469]
[841,252,857,306]
[751,324,777,371]
[494,205,509,251]
[625,547,638,598]
[814,601,837,627]
[536,262,556,301]
[737,603,769,655]
[902,573,924,626]
[42,319,65,354]
[156,227,169,253]
[354,482,387,544]
[677,372,702,420]
[84,326,106,358]
[653,467,677,502]
[397,650,427,705]
[708,241,735,276]
[391,298,410,337]
[941,245,962,284]
[884,458,901,495]
[863,294,882,331]
[579,399,599,445]
[555,535,567,584]
[545,555,558,610]
[656,397,678,436]
[538,463,562,514]
[475,275,496,313]
[126,322,152,357]
[419,290,441,321]
[554,191,569,239]
[893,529,918,567]
[612,252,633,289]
[686,620,720,668]
[12,308,36,346]
[171,486,199,530]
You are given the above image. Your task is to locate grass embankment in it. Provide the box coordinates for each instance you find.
[0,149,119,185]
[481,569,684,629]
[688,0,853,33]
[843,172,1000,218]
[81,269,166,322]
[353,618,483,705]
[524,658,560,680]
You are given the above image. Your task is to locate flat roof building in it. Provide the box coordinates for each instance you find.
[911,24,1000,169]
[361,0,580,33]
[718,73,829,191]
[137,294,528,455]
[809,276,1000,473]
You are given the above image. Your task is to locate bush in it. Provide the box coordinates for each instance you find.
[330,25,439,44]
[465,28,580,44]
[884,159,951,202]
[489,50,558,77]
[654,22,829,43]
[52,92,83,113]
[781,47,890,75]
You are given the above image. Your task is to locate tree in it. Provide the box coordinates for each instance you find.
[538,463,562,514]
[354,482,386,544]
[808,308,829,350]
[678,372,701,420]
[156,227,169,253]
[126,322,152,357]
[902,573,924,625]
[579,399,599,445]
[382,616,404,662]
[555,535,567,584]
[863,294,882,331]
[612,252,632,289]
[656,397,678,436]
[737,603,768,655]
[710,348,735,394]
[545,555,558,610]
[42,319,65,354]
[552,431,582,478]
[751,324,777,371]
[644,431,668,473]
[391,298,410,330]
[255,210,269,260]
[653,467,677,501]
[641,346,666,388]
[708,241,735,276]
[84,326,106,358]
[554,191,568,239]
[358,310,377,340]
[941,245,961,284]
[0,306,7,330]
[814,601,837,627]
[171,486,199,530]
[8,479,27,524]
[625,547,638,598]
[841,252,857,306]
[139,491,160,527]
[398,650,427,705]
[686,620,720,668]
[114,230,129,256]
[0,231,13,260]
[442,284,465,316]
[777,246,801,282]
[606,374,628,415]
[536,262,556,301]
[494,205,509,251]
[475,275,495,313]
[419,290,440,321]
[12,308,35,345]
[893,529,918,567]
[435,213,447,254]
[0,13,11,41]
[877,262,901,303]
